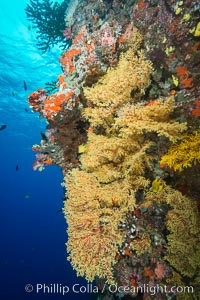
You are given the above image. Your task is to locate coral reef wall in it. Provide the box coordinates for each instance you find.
[28,0,200,299]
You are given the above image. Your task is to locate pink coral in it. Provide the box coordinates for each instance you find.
[63,27,72,39]
[155,262,166,279]
[33,153,53,171]
[100,26,116,47]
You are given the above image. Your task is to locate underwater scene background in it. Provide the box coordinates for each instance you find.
[0,0,200,300]
[0,0,91,299]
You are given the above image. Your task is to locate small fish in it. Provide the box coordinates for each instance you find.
[27,25,32,31]
[16,165,19,171]
[172,75,179,87]
[78,144,87,154]
[0,124,7,131]
[24,194,30,199]
[56,208,63,214]
[40,132,48,142]
[151,178,163,193]
[25,108,28,112]
[12,91,15,96]
[23,80,27,91]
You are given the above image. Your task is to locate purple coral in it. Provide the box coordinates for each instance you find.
[63,27,72,39]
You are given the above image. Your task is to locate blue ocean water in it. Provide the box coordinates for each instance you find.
[0,1,93,299]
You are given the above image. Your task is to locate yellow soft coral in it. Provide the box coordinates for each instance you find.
[64,28,188,284]
[113,98,186,143]
[83,37,153,130]
[146,184,200,280]
[160,130,200,171]
[64,169,135,283]
[80,97,186,187]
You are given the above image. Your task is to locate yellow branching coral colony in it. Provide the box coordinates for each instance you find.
[160,130,200,172]
[63,28,200,287]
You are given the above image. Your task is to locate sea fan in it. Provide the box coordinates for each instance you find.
[25,0,70,53]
